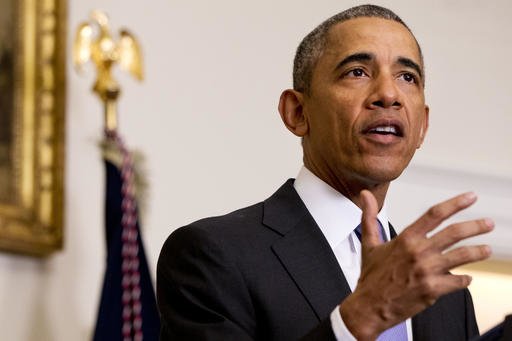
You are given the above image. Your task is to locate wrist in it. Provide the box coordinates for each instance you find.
[339,292,382,341]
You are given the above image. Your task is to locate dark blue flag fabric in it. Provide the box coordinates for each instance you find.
[94,133,159,341]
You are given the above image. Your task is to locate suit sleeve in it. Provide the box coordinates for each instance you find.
[157,225,256,340]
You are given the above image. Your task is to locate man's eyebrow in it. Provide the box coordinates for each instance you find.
[397,57,423,79]
[335,52,373,71]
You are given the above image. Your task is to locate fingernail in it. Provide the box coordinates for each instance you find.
[484,218,495,229]
[461,192,477,205]
[484,245,493,256]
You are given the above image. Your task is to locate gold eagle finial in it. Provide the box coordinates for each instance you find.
[73,10,143,131]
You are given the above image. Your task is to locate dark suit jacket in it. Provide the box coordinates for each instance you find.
[157,179,479,340]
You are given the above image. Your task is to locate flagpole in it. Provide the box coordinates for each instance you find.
[73,11,159,340]
[103,90,119,133]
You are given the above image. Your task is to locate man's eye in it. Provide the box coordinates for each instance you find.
[346,68,367,77]
[399,72,417,83]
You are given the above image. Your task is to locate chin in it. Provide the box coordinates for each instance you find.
[359,159,410,184]
[374,169,404,183]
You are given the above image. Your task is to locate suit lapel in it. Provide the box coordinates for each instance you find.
[263,180,352,320]
[389,224,398,239]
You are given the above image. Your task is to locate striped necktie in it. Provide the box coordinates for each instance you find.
[354,220,408,341]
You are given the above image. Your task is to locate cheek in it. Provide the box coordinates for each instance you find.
[306,91,362,145]
[332,93,360,125]
[399,84,424,104]
[411,108,427,134]
[402,95,426,135]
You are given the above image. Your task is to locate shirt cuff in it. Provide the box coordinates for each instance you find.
[330,305,357,341]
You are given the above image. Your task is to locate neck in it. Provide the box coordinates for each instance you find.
[303,162,390,211]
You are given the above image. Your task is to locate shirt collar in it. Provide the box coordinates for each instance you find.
[293,166,389,249]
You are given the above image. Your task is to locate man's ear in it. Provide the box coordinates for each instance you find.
[417,105,429,148]
[278,89,308,137]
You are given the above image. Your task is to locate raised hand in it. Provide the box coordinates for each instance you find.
[340,190,493,341]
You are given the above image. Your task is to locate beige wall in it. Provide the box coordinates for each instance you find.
[0,1,510,340]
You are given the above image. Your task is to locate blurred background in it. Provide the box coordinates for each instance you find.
[0,0,510,339]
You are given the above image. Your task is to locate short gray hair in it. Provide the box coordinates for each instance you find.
[293,4,423,93]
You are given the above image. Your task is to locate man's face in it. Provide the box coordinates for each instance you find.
[302,17,429,187]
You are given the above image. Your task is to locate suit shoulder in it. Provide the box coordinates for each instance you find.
[192,201,265,232]
[160,202,265,254]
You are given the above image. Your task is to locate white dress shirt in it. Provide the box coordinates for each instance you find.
[293,166,412,340]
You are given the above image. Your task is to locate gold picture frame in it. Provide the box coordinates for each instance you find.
[0,0,66,256]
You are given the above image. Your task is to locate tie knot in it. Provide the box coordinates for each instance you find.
[354,220,387,242]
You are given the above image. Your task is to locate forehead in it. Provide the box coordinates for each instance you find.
[323,17,421,66]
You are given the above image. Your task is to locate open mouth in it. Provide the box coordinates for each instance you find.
[366,125,403,137]
[362,118,405,139]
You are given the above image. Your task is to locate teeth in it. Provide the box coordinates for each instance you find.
[372,126,397,134]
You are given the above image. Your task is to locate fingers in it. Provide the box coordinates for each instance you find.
[430,218,494,250]
[407,192,477,236]
[422,274,474,302]
[441,244,492,269]
[417,243,492,276]
[360,190,381,248]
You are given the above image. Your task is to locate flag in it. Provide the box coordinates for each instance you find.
[93,131,160,341]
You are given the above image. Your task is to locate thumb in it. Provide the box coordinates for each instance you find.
[360,190,382,248]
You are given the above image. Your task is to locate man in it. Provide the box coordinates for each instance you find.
[157,5,493,340]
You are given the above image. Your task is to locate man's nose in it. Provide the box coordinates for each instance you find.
[366,73,402,109]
